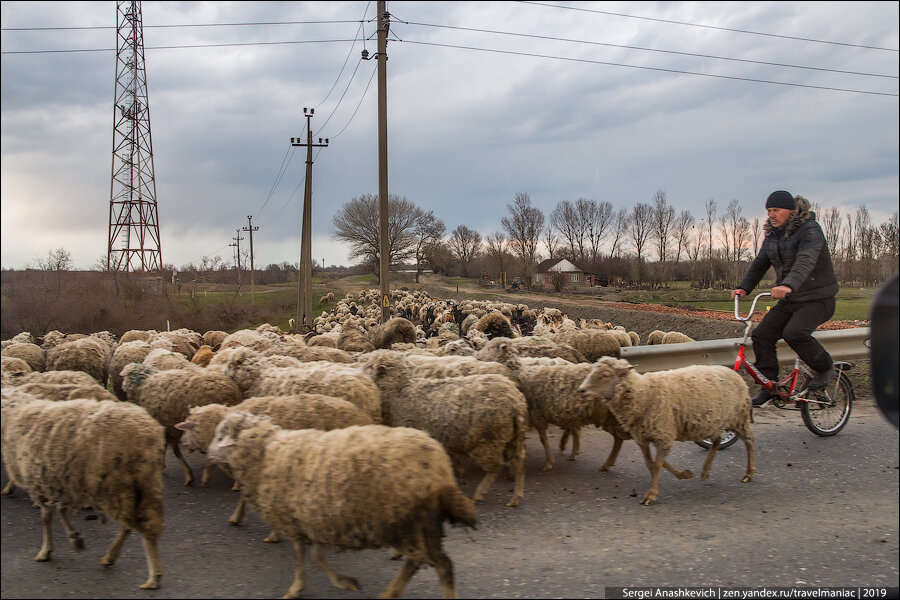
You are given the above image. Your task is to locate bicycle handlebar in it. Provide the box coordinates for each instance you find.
[734,292,771,321]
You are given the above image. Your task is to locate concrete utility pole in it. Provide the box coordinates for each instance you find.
[290,108,328,328]
[243,215,259,304]
[377,0,391,323]
[230,228,244,291]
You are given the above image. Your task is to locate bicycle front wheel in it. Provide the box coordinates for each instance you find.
[799,371,853,436]
[695,430,740,450]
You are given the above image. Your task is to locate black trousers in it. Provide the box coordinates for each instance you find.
[750,297,836,381]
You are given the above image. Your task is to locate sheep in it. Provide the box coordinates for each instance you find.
[400,352,516,381]
[337,324,376,353]
[661,331,695,344]
[628,331,640,346]
[201,330,228,349]
[478,336,587,363]
[475,340,694,479]
[120,362,243,486]
[118,329,157,345]
[548,329,621,362]
[154,328,202,359]
[2,342,45,373]
[16,381,118,403]
[174,393,375,540]
[221,347,381,423]
[190,344,216,368]
[576,357,755,505]
[142,346,198,371]
[1,388,164,589]
[471,311,515,340]
[367,317,417,349]
[207,413,476,598]
[261,342,355,365]
[646,330,666,345]
[2,355,33,385]
[1,331,36,349]
[15,369,103,389]
[45,335,114,386]
[108,339,174,400]
[360,349,527,507]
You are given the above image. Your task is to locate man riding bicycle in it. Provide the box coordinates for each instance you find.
[732,190,839,407]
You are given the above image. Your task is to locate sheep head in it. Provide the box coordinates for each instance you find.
[207,411,274,466]
[119,362,159,396]
[577,357,634,402]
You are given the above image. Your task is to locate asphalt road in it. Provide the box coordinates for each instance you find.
[2,402,898,599]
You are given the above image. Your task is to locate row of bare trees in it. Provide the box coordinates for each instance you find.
[330,190,898,290]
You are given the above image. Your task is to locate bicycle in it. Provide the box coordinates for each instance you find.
[697,292,854,449]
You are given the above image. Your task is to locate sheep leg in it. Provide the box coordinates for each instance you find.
[1,480,16,495]
[558,429,570,453]
[200,463,213,486]
[263,529,281,543]
[169,440,194,486]
[380,557,422,599]
[700,437,722,480]
[56,506,85,550]
[638,442,670,505]
[34,504,54,561]
[566,429,582,461]
[536,427,555,472]
[740,431,756,483]
[228,498,246,525]
[99,525,130,566]
[471,470,500,504]
[312,544,359,591]
[285,539,308,599]
[506,451,526,508]
[138,534,163,590]
[598,435,625,471]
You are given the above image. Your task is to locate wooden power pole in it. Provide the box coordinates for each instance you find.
[377,0,391,323]
[291,108,328,328]
[243,215,259,304]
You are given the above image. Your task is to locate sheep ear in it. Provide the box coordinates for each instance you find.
[216,434,236,448]
[174,420,195,431]
[615,359,634,375]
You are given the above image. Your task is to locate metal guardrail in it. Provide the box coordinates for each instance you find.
[619,327,871,373]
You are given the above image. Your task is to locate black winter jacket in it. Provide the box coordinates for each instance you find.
[737,197,839,303]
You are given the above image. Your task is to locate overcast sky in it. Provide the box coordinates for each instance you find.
[2,1,898,271]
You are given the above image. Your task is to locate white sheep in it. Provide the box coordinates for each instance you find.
[2,342,45,372]
[175,393,375,541]
[577,357,755,505]
[119,362,243,486]
[45,335,115,386]
[1,388,164,589]
[207,413,477,598]
[222,347,381,423]
[360,349,527,507]
[661,331,695,344]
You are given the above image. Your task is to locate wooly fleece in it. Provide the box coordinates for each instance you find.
[477,336,586,364]
[661,331,695,344]
[1,356,32,385]
[367,317,417,349]
[222,347,381,423]
[207,414,476,599]
[548,329,621,362]
[1,389,164,589]
[360,350,527,507]
[16,381,118,403]
[45,336,113,386]
[2,342,45,373]
[577,357,755,505]
[120,362,243,485]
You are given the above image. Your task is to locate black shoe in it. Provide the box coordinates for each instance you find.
[751,388,773,407]
[808,365,835,390]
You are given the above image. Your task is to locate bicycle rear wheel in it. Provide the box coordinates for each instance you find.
[799,371,853,436]
[695,430,739,450]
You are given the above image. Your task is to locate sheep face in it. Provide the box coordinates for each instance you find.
[175,404,228,454]
[577,357,633,402]
[119,362,159,396]
[207,411,259,465]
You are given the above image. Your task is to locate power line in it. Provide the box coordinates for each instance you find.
[517,1,900,52]
[399,20,898,80]
[1,19,362,31]
[1,38,363,55]
[397,39,898,97]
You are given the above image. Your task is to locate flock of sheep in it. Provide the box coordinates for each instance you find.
[0,288,755,598]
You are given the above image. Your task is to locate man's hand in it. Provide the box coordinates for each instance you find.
[771,285,792,299]
[731,288,747,300]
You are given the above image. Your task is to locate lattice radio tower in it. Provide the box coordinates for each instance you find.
[107,0,162,274]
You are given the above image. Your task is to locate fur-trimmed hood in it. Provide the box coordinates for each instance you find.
[764,195,814,239]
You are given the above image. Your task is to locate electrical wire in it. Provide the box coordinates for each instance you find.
[396,39,898,97]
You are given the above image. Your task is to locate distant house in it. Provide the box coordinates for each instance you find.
[533,258,596,291]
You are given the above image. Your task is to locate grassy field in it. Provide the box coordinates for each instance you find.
[619,281,876,321]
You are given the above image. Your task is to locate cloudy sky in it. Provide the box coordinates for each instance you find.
[2,1,898,271]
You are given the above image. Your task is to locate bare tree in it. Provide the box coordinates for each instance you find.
[751,217,764,254]
[586,199,613,262]
[501,192,545,286]
[608,208,630,259]
[671,209,694,264]
[412,211,446,283]
[485,231,510,283]
[448,225,483,278]
[704,198,717,262]
[550,200,580,260]
[650,190,675,263]
[332,193,423,280]
[542,223,559,259]
[36,247,74,271]
[627,203,653,283]
[821,206,843,260]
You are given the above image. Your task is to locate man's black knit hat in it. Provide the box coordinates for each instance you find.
[766,190,795,210]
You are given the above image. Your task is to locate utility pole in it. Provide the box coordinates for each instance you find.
[230,228,243,291]
[377,1,391,323]
[243,215,259,305]
[290,108,328,328]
